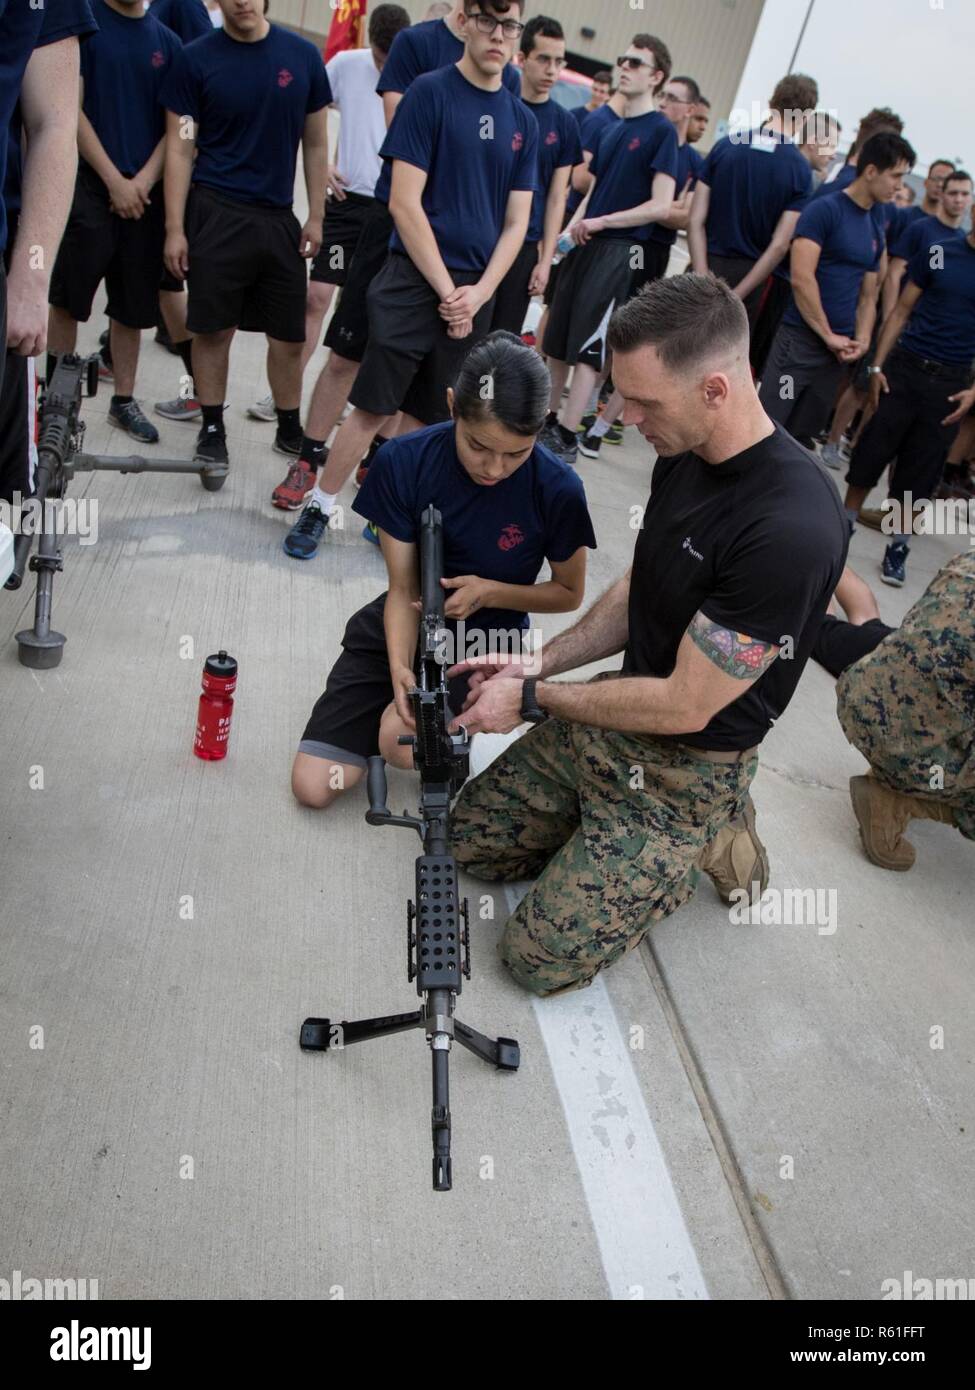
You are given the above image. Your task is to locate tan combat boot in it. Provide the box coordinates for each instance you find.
[700,794,769,904]
[857,507,886,531]
[849,774,916,870]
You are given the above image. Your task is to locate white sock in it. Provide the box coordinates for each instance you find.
[309,487,337,515]
[590,414,613,438]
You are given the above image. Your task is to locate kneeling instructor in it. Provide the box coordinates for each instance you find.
[447,273,849,997]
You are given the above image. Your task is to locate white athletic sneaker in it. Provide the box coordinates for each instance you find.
[246,392,276,422]
[820,441,846,470]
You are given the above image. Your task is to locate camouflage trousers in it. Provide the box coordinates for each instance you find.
[450,714,758,997]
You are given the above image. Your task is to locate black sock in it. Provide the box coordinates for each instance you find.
[299,435,327,467]
[277,406,301,437]
[174,337,194,378]
[545,410,558,428]
[201,404,224,433]
[557,423,576,445]
[112,394,133,407]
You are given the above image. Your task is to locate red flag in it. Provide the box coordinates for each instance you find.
[324,0,367,62]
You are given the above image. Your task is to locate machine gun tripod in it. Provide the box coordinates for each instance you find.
[4,352,228,668]
[299,506,520,1191]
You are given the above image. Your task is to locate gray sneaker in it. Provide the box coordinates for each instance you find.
[155,396,202,422]
[546,428,578,468]
[246,392,276,421]
[109,398,159,444]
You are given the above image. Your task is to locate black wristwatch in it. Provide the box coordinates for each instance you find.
[520,678,549,724]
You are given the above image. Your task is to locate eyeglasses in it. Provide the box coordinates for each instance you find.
[468,12,526,39]
[533,54,567,70]
[617,54,653,70]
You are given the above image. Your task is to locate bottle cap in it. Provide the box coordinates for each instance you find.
[204,650,238,678]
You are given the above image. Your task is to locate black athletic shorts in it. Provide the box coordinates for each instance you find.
[847,347,972,500]
[0,350,35,504]
[542,237,632,370]
[350,251,495,423]
[749,274,791,378]
[298,592,474,768]
[310,190,373,286]
[812,615,893,680]
[49,163,169,328]
[489,239,538,336]
[184,183,307,341]
[542,254,562,308]
[628,239,671,298]
[707,252,764,326]
[323,199,395,362]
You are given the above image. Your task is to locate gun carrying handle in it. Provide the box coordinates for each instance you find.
[366,756,389,817]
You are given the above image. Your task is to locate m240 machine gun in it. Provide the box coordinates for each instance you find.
[4,352,227,668]
[299,506,520,1191]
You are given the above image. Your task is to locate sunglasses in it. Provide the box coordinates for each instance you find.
[617,54,654,70]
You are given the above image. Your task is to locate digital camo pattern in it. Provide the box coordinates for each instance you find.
[836,553,975,838]
[451,702,757,996]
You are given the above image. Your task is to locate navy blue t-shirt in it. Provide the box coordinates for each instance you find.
[566,102,620,217]
[783,191,884,336]
[523,95,582,243]
[352,420,597,637]
[81,0,180,179]
[902,234,975,365]
[890,212,963,262]
[381,65,538,273]
[372,22,519,205]
[160,24,331,208]
[648,140,702,248]
[0,0,98,252]
[151,0,210,43]
[700,128,812,260]
[587,109,678,241]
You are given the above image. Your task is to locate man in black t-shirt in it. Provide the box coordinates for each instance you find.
[443,274,848,998]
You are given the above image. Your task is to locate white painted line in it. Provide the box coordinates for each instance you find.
[467,733,707,1300]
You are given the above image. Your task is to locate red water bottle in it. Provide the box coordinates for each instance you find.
[194,650,237,761]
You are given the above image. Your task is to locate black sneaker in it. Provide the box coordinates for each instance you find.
[880,541,909,587]
[272,428,303,457]
[577,429,603,459]
[109,399,159,444]
[284,503,329,559]
[547,428,579,468]
[194,423,229,467]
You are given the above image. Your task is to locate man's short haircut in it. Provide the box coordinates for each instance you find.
[592,68,612,87]
[631,33,672,92]
[800,111,840,145]
[520,14,564,56]
[607,273,749,373]
[670,74,702,104]
[697,95,711,109]
[856,131,916,176]
[369,3,411,54]
[768,73,818,118]
[929,157,957,176]
[849,107,904,156]
[464,0,523,17]
[944,170,973,191]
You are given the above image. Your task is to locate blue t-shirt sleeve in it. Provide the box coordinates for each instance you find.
[379,79,437,173]
[159,46,200,119]
[890,220,922,261]
[579,109,604,155]
[502,63,520,96]
[563,117,583,169]
[651,122,679,182]
[793,195,833,246]
[38,0,97,45]
[375,28,420,96]
[698,136,728,187]
[351,442,417,541]
[541,467,598,562]
[906,243,936,292]
[306,48,332,113]
[587,125,608,179]
[786,155,813,211]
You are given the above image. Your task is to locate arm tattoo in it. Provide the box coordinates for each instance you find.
[688,611,780,680]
